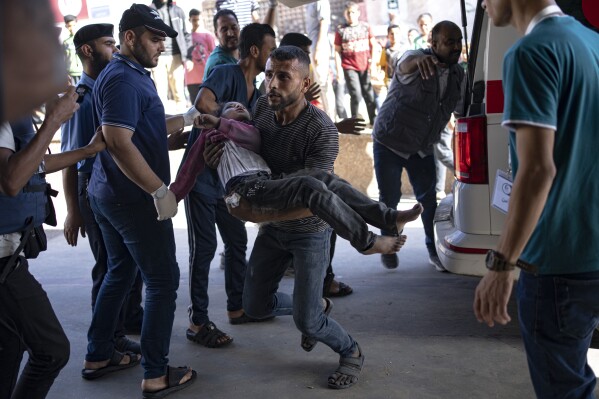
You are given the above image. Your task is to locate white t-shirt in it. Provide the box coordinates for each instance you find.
[0,123,22,258]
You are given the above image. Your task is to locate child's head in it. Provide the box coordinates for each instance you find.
[220,101,251,121]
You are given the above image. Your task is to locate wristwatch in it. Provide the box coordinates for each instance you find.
[151,184,167,200]
[485,250,516,271]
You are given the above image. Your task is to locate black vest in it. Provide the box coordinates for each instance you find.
[0,118,48,234]
[373,48,464,155]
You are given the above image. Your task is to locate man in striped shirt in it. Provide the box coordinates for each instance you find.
[205,46,365,389]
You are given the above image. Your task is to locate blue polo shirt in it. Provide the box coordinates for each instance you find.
[203,45,238,81]
[187,63,260,198]
[88,54,170,203]
[61,72,96,174]
[503,16,599,275]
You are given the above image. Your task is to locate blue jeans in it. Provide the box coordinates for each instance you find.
[243,225,357,357]
[87,195,180,379]
[184,191,247,326]
[517,270,599,399]
[373,140,437,253]
[78,173,143,334]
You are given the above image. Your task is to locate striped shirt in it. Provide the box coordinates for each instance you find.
[253,96,339,233]
[216,0,259,29]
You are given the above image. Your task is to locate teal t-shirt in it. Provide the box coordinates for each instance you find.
[502,16,599,275]
[203,45,238,80]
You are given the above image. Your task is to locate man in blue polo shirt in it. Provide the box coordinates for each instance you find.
[180,23,275,348]
[82,5,195,398]
[475,1,599,397]
[60,23,143,353]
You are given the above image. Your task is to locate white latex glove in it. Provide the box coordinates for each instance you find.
[152,183,178,221]
[183,106,201,127]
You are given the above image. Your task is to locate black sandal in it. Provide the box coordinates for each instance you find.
[186,321,233,348]
[81,350,140,380]
[142,366,197,399]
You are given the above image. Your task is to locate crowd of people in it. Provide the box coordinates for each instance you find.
[1,0,599,398]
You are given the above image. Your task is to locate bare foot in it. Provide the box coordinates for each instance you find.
[141,367,194,393]
[361,234,407,255]
[396,203,424,233]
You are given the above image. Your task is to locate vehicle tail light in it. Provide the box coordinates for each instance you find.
[454,116,488,184]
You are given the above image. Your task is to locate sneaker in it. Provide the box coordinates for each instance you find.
[428,253,447,272]
[381,253,399,269]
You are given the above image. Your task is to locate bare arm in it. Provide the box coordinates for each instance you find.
[262,1,277,27]
[313,19,329,68]
[334,46,344,80]
[474,126,556,327]
[102,125,163,193]
[62,164,84,245]
[0,88,79,196]
[45,129,105,173]
[194,87,221,116]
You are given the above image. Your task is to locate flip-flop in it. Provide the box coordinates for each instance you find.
[301,298,333,352]
[142,366,197,399]
[81,350,140,380]
[328,343,365,390]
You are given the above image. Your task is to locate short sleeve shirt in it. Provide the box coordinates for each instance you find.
[0,122,15,151]
[88,54,170,203]
[305,1,331,46]
[335,22,372,72]
[61,72,97,173]
[216,0,259,29]
[503,16,599,274]
[203,45,239,81]
[185,31,216,85]
[189,64,260,198]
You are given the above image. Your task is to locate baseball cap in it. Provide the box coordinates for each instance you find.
[119,4,178,38]
[74,23,114,49]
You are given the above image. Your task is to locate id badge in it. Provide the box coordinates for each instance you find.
[491,170,512,214]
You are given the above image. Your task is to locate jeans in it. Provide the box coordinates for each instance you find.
[373,140,437,253]
[433,127,454,194]
[332,78,348,120]
[243,225,357,357]
[343,68,376,125]
[0,256,70,399]
[233,169,398,251]
[88,195,180,379]
[184,191,247,326]
[78,174,143,334]
[517,270,599,399]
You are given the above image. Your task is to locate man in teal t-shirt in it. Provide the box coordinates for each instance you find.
[475,1,599,398]
[203,9,240,80]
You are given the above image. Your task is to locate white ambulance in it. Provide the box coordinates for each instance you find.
[433,0,599,276]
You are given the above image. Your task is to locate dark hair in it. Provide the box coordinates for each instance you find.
[417,12,432,22]
[238,23,275,60]
[118,26,145,45]
[189,8,200,18]
[213,9,238,32]
[431,20,460,42]
[344,1,358,10]
[269,46,311,74]
[387,24,399,34]
[280,33,312,48]
[64,14,77,24]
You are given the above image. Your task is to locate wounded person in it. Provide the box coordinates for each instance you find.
[170,101,423,255]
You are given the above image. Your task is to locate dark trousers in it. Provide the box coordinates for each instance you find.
[373,141,437,254]
[233,169,398,252]
[343,68,376,125]
[79,174,143,334]
[0,256,70,399]
[184,191,247,326]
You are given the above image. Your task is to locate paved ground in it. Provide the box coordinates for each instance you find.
[26,144,597,399]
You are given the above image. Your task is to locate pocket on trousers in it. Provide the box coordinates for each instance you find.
[555,277,599,339]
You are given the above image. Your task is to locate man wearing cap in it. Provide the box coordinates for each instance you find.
[61,23,144,353]
[81,5,195,398]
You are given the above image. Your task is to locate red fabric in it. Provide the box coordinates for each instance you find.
[170,118,261,202]
[334,23,372,72]
[185,31,216,85]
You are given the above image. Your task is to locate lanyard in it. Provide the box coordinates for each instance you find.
[526,5,564,35]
